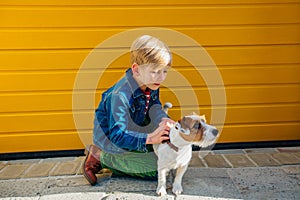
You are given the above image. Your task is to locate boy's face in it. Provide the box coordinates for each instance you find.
[132,63,170,91]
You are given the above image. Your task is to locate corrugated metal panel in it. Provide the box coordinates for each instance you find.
[0,0,299,153]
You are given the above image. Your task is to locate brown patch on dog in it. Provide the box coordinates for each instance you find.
[178,115,206,142]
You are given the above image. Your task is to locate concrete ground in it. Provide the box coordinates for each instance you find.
[0,147,299,200]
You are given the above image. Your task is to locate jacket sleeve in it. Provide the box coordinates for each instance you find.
[149,91,168,126]
[103,92,149,152]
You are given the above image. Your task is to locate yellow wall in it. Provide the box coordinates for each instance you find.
[0,0,299,153]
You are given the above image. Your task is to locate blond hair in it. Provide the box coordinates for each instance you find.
[130,35,172,67]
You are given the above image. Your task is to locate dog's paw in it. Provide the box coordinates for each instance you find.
[156,186,167,196]
[172,183,183,196]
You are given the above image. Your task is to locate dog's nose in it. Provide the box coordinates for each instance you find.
[212,129,219,136]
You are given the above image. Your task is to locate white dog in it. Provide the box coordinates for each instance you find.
[153,104,219,196]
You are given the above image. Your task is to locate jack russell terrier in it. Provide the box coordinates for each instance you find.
[153,103,219,196]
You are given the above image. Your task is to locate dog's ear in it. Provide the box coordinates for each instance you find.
[181,116,194,128]
[200,115,206,123]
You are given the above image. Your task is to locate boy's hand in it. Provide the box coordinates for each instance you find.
[146,125,170,144]
[159,117,176,128]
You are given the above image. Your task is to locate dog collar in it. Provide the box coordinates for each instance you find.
[166,122,188,152]
[166,141,179,152]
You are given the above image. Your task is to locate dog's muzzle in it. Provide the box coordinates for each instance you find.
[198,120,219,147]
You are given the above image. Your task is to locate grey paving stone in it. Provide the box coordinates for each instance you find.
[224,154,256,167]
[47,176,90,187]
[41,177,107,196]
[0,177,48,197]
[0,197,39,200]
[0,164,30,179]
[181,168,242,199]
[247,153,280,167]
[242,190,300,200]
[23,162,56,178]
[39,192,108,200]
[103,192,174,200]
[227,167,300,197]
[176,196,239,200]
[271,153,300,165]
[203,154,231,168]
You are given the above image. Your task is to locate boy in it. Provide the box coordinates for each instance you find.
[83,35,175,185]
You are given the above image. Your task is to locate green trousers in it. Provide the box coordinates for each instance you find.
[100,150,158,180]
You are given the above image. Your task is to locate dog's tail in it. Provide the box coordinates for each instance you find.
[163,102,172,114]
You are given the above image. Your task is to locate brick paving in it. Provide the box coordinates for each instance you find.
[203,154,231,168]
[223,154,257,167]
[0,147,299,199]
[0,147,299,180]
[247,153,280,166]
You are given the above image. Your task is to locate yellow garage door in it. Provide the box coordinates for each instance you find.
[0,0,299,153]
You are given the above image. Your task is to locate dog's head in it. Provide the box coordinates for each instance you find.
[172,114,219,148]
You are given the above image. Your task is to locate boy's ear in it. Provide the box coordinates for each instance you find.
[131,63,139,75]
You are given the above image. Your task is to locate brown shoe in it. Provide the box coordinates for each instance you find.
[83,144,102,185]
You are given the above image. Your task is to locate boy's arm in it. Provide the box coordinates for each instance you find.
[149,104,168,125]
[149,91,169,126]
[104,93,150,152]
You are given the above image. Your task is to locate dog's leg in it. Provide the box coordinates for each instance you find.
[172,164,188,196]
[156,168,169,196]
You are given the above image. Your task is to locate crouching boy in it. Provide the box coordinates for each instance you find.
[83,35,175,185]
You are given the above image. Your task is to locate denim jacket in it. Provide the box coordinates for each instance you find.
[93,68,167,154]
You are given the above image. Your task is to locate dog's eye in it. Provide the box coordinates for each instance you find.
[193,122,201,130]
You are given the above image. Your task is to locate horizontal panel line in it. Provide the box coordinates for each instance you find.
[0,1,299,6]
[78,83,300,89]
[0,129,90,136]
[1,23,300,31]
[1,22,300,29]
[0,43,299,52]
[212,121,300,127]
[1,44,300,51]
[214,63,300,68]
[1,3,299,9]
[0,111,91,116]
[0,83,299,95]
[0,102,299,116]
[1,63,300,73]
[171,103,300,109]
[1,122,299,136]
[223,121,300,127]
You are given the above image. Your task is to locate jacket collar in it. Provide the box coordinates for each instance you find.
[125,68,158,99]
